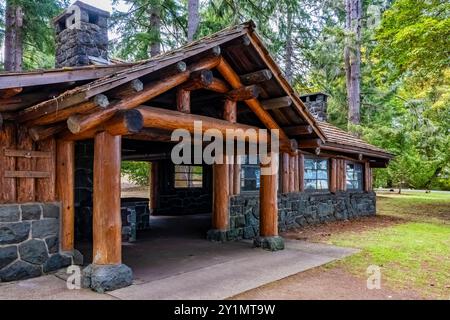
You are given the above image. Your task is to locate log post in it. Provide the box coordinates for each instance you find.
[176,88,190,113]
[298,153,304,192]
[254,158,284,251]
[87,131,132,292]
[57,139,75,252]
[364,161,372,192]
[330,158,337,193]
[289,155,295,192]
[92,131,122,265]
[294,153,299,192]
[281,153,289,193]
[211,159,229,232]
[233,154,241,195]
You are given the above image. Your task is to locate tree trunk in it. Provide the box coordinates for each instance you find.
[149,5,161,57]
[344,0,362,127]
[4,2,24,71]
[187,0,200,42]
[284,10,294,84]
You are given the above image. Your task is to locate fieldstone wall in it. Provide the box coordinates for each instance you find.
[55,21,108,67]
[0,203,73,282]
[121,199,151,242]
[74,140,94,241]
[300,94,328,122]
[225,191,376,240]
[158,190,212,215]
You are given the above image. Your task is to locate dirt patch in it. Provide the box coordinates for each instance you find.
[282,215,405,243]
[230,267,422,300]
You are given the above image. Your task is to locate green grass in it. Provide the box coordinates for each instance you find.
[327,191,450,299]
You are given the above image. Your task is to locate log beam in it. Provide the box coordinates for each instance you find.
[226,85,260,101]
[283,125,313,136]
[240,69,272,85]
[59,109,143,141]
[181,69,213,91]
[298,138,322,148]
[138,106,261,143]
[215,57,292,153]
[29,123,68,141]
[67,56,221,134]
[110,79,144,99]
[20,94,109,125]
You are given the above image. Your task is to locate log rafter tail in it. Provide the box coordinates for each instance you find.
[67,53,222,135]
[214,57,294,154]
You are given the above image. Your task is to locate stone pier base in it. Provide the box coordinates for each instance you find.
[253,236,285,251]
[206,229,228,242]
[82,264,133,293]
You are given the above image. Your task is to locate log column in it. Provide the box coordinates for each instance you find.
[207,99,235,241]
[254,158,284,251]
[86,131,132,292]
[207,156,230,241]
[57,140,75,252]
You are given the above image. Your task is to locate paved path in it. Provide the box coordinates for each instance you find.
[0,240,357,300]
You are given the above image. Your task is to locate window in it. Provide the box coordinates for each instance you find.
[174,165,203,188]
[241,155,260,192]
[304,158,329,190]
[346,162,363,190]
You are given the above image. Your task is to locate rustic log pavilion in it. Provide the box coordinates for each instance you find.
[0,1,393,292]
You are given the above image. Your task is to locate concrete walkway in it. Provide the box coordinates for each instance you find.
[0,239,357,300]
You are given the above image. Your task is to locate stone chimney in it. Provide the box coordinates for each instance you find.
[299,92,328,122]
[53,1,109,67]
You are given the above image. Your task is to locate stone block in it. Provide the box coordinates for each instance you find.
[43,253,72,273]
[0,222,30,245]
[21,204,42,220]
[42,203,60,219]
[83,264,133,293]
[0,246,18,269]
[0,260,41,282]
[0,205,20,222]
[253,236,285,251]
[45,236,59,254]
[19,239,49,265]
[243,226,255,239]
[32,219,59,239]
[206,229,227,242]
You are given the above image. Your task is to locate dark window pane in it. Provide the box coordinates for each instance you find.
[174,165,203,188]
[303,158,329,191]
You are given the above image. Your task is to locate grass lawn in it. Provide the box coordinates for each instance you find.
[324,190,450,299]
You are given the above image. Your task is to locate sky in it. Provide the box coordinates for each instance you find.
[73,0,130,14]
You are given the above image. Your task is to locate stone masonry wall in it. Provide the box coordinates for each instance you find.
[55,21,108,67]
[0,203,72,282]
[225,191,376,240]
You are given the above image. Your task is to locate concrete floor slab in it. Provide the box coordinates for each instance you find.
[109,239,356,300]
[0,214,358,300]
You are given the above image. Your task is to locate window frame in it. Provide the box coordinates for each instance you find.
[303,156,330,192]
[240,155,261,193]
[173,165,204,189]
[345,161,364,191]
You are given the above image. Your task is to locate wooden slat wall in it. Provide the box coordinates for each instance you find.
[0,123,57,204]
[0,123,17,202]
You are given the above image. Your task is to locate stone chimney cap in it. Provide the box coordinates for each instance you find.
[53,1,110,25]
